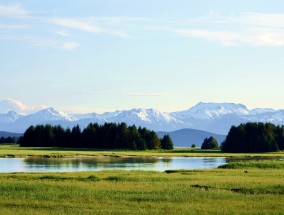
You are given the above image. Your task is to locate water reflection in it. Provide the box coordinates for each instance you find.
[0,157,227,173]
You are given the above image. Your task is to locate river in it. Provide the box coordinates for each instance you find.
[0,156,227,173]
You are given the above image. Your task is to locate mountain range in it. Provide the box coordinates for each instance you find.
[0,99,284,135]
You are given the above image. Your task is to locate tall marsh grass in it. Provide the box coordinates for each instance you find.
[0,167,284,214]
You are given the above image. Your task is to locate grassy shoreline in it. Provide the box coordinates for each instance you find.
[1,144,284,158]
[1,145,284,214]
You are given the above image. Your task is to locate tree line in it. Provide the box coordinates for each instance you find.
[0,136,18,144]
[221,122,284,152]
[19,123,174,150]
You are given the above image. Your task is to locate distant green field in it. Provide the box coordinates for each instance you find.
[0,162,284,214]
[1,144,284,158]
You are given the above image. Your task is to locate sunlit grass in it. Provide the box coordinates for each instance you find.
[1,144,284,158]
[219,160,284,169]
[0,167,284,214]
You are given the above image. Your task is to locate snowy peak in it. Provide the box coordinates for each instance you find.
[192,102,248,112]
[249,108,275,115]
[172,102,249,120]
[0,111,23,123]
[113,108,180,123]
[71,112,100,120]
[248,110,284,123]
[21,107,75,123]
[72,108,183,131]
[190,102,249,116]
[100,110,122,119]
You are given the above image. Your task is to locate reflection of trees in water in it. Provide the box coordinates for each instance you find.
[203,158,219,163]
[23,157,161,169]
[160,158,172,163]
[20,157,229,171]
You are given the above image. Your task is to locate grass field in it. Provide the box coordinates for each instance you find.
[0,164,284,214]
[0,145,284,214]
[1,144,284,158]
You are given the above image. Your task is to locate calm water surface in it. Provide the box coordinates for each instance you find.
[0,157,227,173]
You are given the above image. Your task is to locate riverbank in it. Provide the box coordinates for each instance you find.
[1,145,284,158]
[0,161,284,214]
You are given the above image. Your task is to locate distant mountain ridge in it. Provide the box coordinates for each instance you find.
[157,129,226,147]
[0,131,22,138]
[0,99,284,134]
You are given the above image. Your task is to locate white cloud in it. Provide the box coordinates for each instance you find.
[163,12,284,47]
[0,98,48,114]
[50,17,130,38]
[174,29,239,46]
[33,39,80,50]
[0,34,80,51]
[237,12,284,28]
[0,4,28,17]
[50,18,103,33]
[60,42,80,50]
[54,30,70,37]
[173,28,284,47]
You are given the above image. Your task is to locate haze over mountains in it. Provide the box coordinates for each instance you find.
[0,99,284,135]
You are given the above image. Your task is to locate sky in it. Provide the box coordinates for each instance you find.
[1,0,284,113]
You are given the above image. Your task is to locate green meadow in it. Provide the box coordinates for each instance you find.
[1,144,284,158]
[0,165,284,214]
[0,145,284,214]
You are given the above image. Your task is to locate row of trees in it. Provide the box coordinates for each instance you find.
[221,122,284,152]
[201,136,219,149]
[0,136,17,144]
[19,123,173,150]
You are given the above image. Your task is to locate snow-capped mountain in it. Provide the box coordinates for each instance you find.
[249,108,275,115]
[0,107,76,133]
[171,102,249,120]
[18,107,75,123]
[170,103,284,134]
[107,108,184,131]
[0,111,23,123]
[247,110,284,123]
[1,99,284,134]
[74,108,184,131]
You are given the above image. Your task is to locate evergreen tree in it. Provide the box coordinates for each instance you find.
[160,134,174,150]
[221,122,281,152]
[82,123,98,148]
[275,125,284,150]
[71,125,81,148]
[146,131,161,149]
[53,125,66,147]
[64,128,72,147]
[201,136,218,149]
[21,125,36,147]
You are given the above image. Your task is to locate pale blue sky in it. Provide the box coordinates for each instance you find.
[1,0,284,113]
